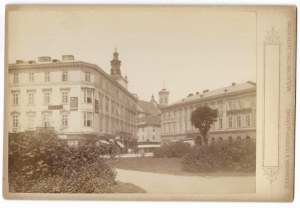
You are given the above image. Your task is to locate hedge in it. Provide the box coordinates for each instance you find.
[8,132,116,193]
[153,141,192,158]
[182,140,256,173]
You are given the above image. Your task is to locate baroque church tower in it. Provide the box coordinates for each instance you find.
[110,48,128,89]
[159,83,170,106]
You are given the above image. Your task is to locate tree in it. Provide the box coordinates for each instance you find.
[190,106,218,147]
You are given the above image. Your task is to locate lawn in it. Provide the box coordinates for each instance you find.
[113,181,146,193]
[107,157,255,177]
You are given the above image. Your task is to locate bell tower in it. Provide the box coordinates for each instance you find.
[110,48,128,89]
[110,48,122,76]
[159,82,169,106]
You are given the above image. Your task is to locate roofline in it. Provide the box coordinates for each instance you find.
[160,87,256,110]
[8,61,138,101]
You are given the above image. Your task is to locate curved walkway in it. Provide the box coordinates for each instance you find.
[116,168,255,194]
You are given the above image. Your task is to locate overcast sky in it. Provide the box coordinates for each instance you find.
[7,7,256,103]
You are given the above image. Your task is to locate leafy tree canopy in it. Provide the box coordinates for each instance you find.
[190,106,218,146]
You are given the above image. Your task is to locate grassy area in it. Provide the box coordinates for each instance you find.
[107,157,255,177]
[112,181,146,193]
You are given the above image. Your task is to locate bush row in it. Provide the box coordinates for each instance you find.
[153,141,192,158]
[182,141,256,173]
[152,139,255,173]
[8,132,116,193]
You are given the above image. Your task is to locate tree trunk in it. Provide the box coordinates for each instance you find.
[203,134,208,147]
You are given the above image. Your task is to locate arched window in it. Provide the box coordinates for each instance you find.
[246,136,251,143]
[228,136,233,144]
[218,137,223,143]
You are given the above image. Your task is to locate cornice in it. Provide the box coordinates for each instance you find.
[161,88,256,110]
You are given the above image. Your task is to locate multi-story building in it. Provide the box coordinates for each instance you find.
[160,81,256,145]
[136,95,161,154]
[8,51,138,151]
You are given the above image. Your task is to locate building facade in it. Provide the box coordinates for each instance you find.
[136,95,162,154]
[8,52,138,151]
[160,82,256,145]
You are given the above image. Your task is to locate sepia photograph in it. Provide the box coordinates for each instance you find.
[2,5,296,201]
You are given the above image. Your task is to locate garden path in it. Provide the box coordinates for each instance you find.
[115,168,255,194]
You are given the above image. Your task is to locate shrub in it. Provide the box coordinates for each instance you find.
[8,132,116,193]
[153,141,192,158]
[182,140,256,173]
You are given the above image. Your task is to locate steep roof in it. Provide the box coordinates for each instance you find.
[165,81,256,108]
[145,115,161,126]
[138,100,161,116]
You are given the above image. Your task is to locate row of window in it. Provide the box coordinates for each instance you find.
[228,98,253,110]
[102,93,136,121]
[12,88,135,115]
[84,112,136,135]
[11,111,136,134]
[161,97,255,121]
[227,115,251,128]
[11,89,70,106]
[161,115,252,134]
[12,90,136,128]
[12,71,136,109]
[11,112,69,130]
[12,71,90,84]
[200,135,252,144]
[83,89,136,116]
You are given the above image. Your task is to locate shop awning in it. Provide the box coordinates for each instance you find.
[137,144,161,148]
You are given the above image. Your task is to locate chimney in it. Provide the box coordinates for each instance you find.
[38,56,51,62]
[28,60,36,64]
[196,92,199,95]
[247,81,256,86]
[16,60,24,64]
[62,55,75,61]
[203,89,209,93]
[187,93,193,97]
[232,82,236,86]
[52,59,61,63]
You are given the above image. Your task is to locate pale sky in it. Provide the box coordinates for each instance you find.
[7,7,256,103]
